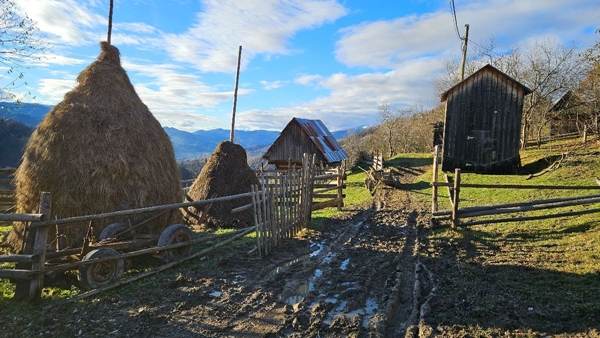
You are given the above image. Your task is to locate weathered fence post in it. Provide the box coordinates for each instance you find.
[336,162,345,210]
[432,145,440,213]
[451,169,461,228]
[29,192,51,300]
[582,124,588,143]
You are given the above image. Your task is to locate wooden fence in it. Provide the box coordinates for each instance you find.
[252,154,316,256]
[0,168,15,213]
[524,128,595,148]
[430,146,600,227]
[364,151,383,171]
[0,153,345,300]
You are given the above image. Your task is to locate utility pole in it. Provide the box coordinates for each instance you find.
[230,45,242,143]
[460,24,469,80]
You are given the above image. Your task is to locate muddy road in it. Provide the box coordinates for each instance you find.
[12,165,431,338]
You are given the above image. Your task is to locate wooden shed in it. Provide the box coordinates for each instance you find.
[441,64,532,173]
[548,91,582,136]
[263,117,347,169]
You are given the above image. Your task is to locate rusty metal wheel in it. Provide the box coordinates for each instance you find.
[157,224,194,262]
[78,248,125,290]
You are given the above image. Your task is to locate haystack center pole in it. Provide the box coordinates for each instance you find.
[230,45,242,143]
[107,0,114,44]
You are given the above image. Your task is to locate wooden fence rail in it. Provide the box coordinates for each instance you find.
[430,151,600,227]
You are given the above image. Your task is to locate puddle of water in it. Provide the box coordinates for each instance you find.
[322,252,336,264]
[208,290,222,298]
[310,241,325,257]
[340,258,350,271]
[362,297,379,328]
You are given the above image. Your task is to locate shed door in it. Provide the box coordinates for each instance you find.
[465,129,496,167]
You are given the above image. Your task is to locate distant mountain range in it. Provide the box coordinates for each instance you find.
[0,102,360,162]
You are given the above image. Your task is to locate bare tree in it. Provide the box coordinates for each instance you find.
[515,41,584,147]
[0,0,43,100]
[378,103,397,158]
[577,38,600,134]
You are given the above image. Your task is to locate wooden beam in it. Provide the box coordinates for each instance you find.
[312,198,342,211]
[0,213,44,222]
[0,254,37,263]
[459,195,600,219]
[432,182,600,190]
[451,169,461,228]
[0,269,36,280]
[431,145,440,213]
[461,207,600,227]
[432,193,600,217]
[29,192,51,300]
[31,192,256,229]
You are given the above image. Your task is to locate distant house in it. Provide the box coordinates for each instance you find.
[441,64,532,173]
[548,91,582,136]
[263,117,347,169]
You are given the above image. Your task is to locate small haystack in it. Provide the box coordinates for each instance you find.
[6,42,181,251]
[186,141,258,228]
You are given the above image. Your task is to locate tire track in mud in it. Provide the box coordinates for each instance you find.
[267,206,417,337]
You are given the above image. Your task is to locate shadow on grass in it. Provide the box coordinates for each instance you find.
[518,154,563,175]
[423,223,600,335]
[386,156,432,169]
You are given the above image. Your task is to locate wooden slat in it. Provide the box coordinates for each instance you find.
[461,207,600,227]
[432,182,600,190]
[0,269,36,280]
[312,198,342,211]
[0,213,43,222]
[0,254,37,263]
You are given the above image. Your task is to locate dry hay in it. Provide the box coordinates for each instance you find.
[187,141,258,228]
[6,42,182,252]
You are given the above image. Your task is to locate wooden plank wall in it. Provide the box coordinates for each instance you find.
[263,122,324,166]
[442,69,525,172]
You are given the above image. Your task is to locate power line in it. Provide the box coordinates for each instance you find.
[449,0,463,41]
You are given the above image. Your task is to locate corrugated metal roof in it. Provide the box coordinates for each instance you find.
[294,118,348,163]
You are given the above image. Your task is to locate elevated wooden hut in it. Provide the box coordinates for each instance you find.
[263,117,347,169]
[441,64,532,173]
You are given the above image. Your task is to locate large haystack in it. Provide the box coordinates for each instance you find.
[187,141,258,228]
[6,42,181,251]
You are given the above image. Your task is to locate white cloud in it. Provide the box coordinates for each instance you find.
[16,0,162,47]
[294,74,323,86]
[163,0,346,72]
[336,0,600,68]
[29,53,86,67]
[123,60,249,130]
[260,80,286,90]
[37,77,76,104]
[238,57,445,130]
[16,0,104,45]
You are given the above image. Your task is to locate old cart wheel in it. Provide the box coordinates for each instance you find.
[98,222,129,241]
[158,224,194,262]
[79,248,125,290]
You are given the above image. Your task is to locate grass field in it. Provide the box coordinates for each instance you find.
[409,138,600,336]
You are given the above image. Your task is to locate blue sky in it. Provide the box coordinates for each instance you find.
[9,0,600,131]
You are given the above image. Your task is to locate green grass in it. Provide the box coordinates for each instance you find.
[311,167,371,222]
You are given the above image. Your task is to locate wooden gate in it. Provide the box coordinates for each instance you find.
[252,154,316,256]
